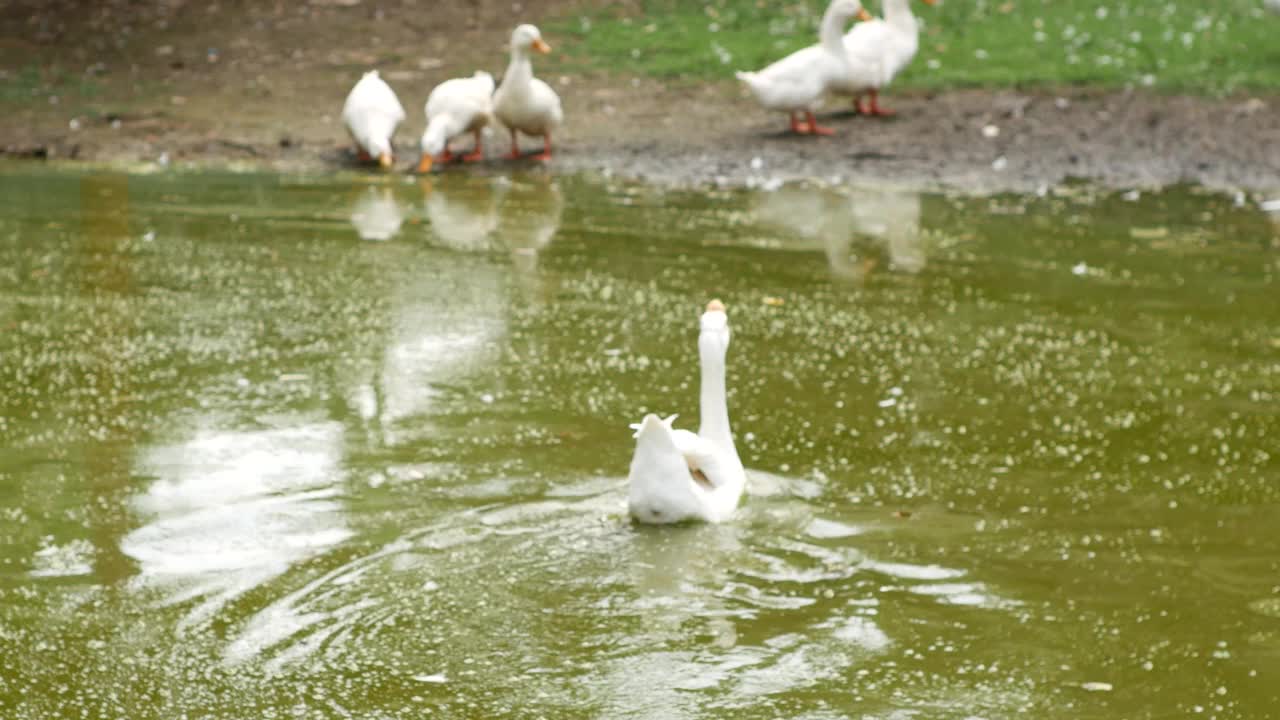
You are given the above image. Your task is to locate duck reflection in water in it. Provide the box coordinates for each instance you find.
[421,174,563,264]
[752,184,924,281]
[495,175,563,273]
[422,174,563,303]
[420,175,500,252]
[349,185,406,241]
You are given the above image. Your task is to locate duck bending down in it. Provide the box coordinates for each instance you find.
[735,0,872,135]
[627,300,746,524]
[417,71,495,173]
[342,70,406,168]
[842,0,936,116]
[493,24,564,161]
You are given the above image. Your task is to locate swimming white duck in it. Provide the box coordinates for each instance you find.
[627,300,746,524]
[842,0,936,116]
[735,0,872,135]
[342,70,406,168]
[493,24,564,161]
[417,71,496,173]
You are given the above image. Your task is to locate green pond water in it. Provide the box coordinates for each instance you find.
[0,165,1278,719]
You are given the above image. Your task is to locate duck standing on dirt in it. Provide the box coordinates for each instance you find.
[493,24,564,161]
[342,70,406,168]
[417,71,496,173]
[735,0,873,135]
[842,0,936,116]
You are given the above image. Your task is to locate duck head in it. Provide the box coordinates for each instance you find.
[511,24,552,54]
[698,299,731,361]
[829,0,874,22]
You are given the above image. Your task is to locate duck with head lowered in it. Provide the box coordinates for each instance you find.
[627,300,747,525]
[493,24,564,161]
[342,70,406,168]
[417,70,495,173]
[735,0,873,135]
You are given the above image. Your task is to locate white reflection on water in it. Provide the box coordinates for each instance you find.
[423,175,563,269]
[121,421,351,630]
[418,174,563,312]
[850,188,925,274]
[751,184,925,280]
[422,177,500,251]
[496,177,564,273]
[349,186,405,241]
[346,253,506,439]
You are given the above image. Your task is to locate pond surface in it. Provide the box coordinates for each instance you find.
[1,165,1278,719]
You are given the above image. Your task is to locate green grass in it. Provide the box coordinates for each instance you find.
[0,65,101,105]
[550,0,1280,92]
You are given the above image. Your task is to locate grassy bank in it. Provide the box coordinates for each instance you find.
[552,0,1280,92]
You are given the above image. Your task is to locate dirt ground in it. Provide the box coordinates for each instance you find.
[3,0,1280,193]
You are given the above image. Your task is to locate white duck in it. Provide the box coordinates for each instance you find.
[842,0,936,116]
[417,71,496,173]
[493,24,564,161]
[627,300,746,524]
[735,0,872,135]
[342,70,406,168]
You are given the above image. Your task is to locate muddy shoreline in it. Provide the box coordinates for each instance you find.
[6,84,1280,195]
[3,2,1279,194]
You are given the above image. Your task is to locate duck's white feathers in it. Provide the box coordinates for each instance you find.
[493,26,564,137]
[841,0,924,92]
[422,71,495,156]
[735,0,866,112]
[735,47,839,112]
[628,415,742,524]
[342,70,406,159]
[627,305,746,524]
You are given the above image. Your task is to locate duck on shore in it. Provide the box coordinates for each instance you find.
[735,0,872,135]
[417,71,495,173]
[342,70,406,168]
[841,0,936,116]
[493,24,564,161]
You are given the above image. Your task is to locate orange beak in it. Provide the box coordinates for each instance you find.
[856,7,874,21]
[417,153,433,173]
[532,38,551,54]
[919,0,936,4]
[378,152,393,169]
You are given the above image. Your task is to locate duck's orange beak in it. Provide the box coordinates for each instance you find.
[919,0,936,5]
[417,153,433,173]
[856,7,874,21]
[378,152,393,169]
[532,38,552,54]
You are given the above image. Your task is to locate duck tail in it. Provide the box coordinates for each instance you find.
[734,70,756,84]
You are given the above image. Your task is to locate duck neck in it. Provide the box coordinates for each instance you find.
[698,341,734,454]
[505,48,533,90]
[884,0,917,31]
[819,4,852,54]
[421,116,450,155]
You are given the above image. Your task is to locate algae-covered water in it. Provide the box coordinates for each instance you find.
[1,166,1277,719]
